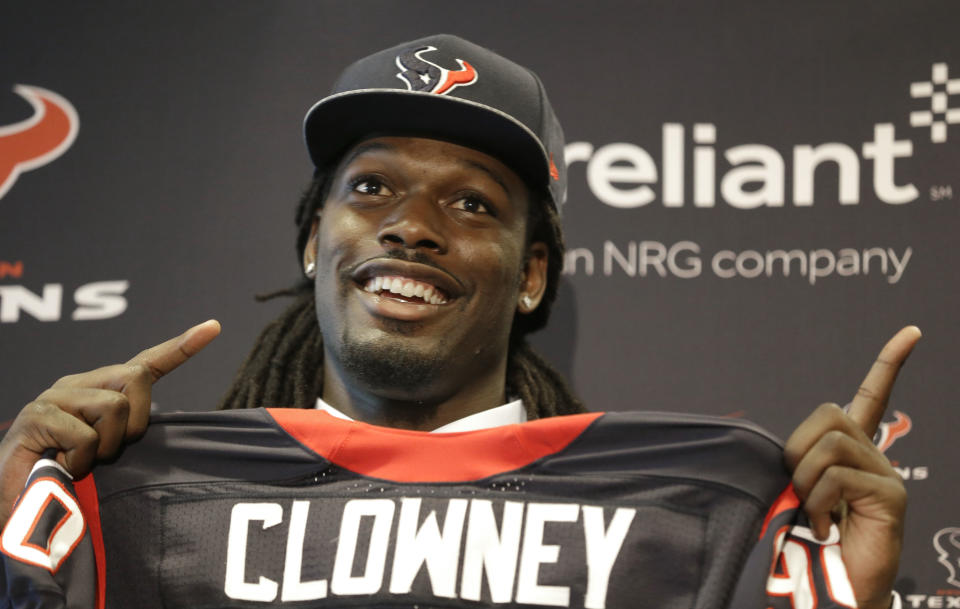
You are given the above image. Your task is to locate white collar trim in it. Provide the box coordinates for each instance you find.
[314,397,526,432]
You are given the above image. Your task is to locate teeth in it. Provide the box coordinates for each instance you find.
[362,276,448,304]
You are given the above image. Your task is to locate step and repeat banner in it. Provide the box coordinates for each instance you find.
[1,1,957,602]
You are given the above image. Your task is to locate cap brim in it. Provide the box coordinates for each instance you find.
[303,89,551,195]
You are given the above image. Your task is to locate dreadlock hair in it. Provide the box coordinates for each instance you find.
[219,166,585,419]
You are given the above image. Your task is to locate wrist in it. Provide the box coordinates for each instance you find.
[861,590,900,609]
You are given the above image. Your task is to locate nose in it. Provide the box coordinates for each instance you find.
[377,193,447,254]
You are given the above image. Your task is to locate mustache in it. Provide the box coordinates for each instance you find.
[340,249,463,287]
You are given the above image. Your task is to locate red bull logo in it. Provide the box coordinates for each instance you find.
[0,85,79,200]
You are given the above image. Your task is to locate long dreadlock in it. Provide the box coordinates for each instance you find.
[219,168,584,419]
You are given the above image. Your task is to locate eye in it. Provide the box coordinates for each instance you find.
[450,195,494,215]
[350,176,394,197]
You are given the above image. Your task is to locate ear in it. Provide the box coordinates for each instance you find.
[517,242,548,314]
[302,216,320,279]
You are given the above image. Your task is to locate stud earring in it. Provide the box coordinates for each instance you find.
[304,261,316,279]
[521,295,533,310]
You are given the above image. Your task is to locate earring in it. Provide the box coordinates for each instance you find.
[521,295,533,310]
[304,261,316,279]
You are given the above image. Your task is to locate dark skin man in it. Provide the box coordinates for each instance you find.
[0,135,919,609]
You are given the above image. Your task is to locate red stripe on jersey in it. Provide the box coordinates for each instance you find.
[758,484,801,539]
[267,409,603,482]
[74,474,105,609]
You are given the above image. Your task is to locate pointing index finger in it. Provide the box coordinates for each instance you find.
[126,319,222,383]
[120,319,220,439]
[848,325,921,437]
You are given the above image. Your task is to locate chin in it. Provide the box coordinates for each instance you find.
[338,331,449,397]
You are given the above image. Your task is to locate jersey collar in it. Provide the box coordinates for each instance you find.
[314,397,527,432]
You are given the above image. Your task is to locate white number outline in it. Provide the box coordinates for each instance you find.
[0,476,86,573]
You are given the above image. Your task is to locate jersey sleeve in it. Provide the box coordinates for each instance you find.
[729,484,859,609]
[0,459,97,609]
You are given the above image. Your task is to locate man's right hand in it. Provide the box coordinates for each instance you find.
[0,319,221,526]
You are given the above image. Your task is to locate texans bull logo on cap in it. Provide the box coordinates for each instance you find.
[395,45,478,95]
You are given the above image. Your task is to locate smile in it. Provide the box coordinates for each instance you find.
[362,276,449,305]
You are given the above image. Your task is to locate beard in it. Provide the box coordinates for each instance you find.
[337,326,450,398]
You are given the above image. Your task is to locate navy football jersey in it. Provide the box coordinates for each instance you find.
[0,409,858,608]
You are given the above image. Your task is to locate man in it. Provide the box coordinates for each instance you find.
[0,35,916,609]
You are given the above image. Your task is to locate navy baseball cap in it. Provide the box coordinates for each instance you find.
[303,34,567,212]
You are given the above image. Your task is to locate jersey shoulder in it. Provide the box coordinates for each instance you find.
[548,410,788,505]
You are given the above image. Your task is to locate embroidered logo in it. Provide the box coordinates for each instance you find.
[395,46,478,95]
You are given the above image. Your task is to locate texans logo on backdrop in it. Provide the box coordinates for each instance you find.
[875,410,912,453]
[395,45,478,95]
[896,528,960,608]
[872,410,929,482]
[0,85,78,200]
[933,528,960,589]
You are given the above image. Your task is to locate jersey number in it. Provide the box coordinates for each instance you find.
[766,525,856,609]
[0,477,86,572]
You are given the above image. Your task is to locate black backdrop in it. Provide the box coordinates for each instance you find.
[1,1,958,601]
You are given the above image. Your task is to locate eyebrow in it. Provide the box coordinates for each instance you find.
[339,140,394,168]
[460,158,511,199]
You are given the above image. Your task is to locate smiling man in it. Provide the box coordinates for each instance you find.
[0,35,917,609]
[304,136,547,428]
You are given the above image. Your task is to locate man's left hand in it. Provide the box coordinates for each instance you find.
[784,326,921,609]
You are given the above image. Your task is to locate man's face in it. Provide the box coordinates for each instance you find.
[306,136,547,405]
